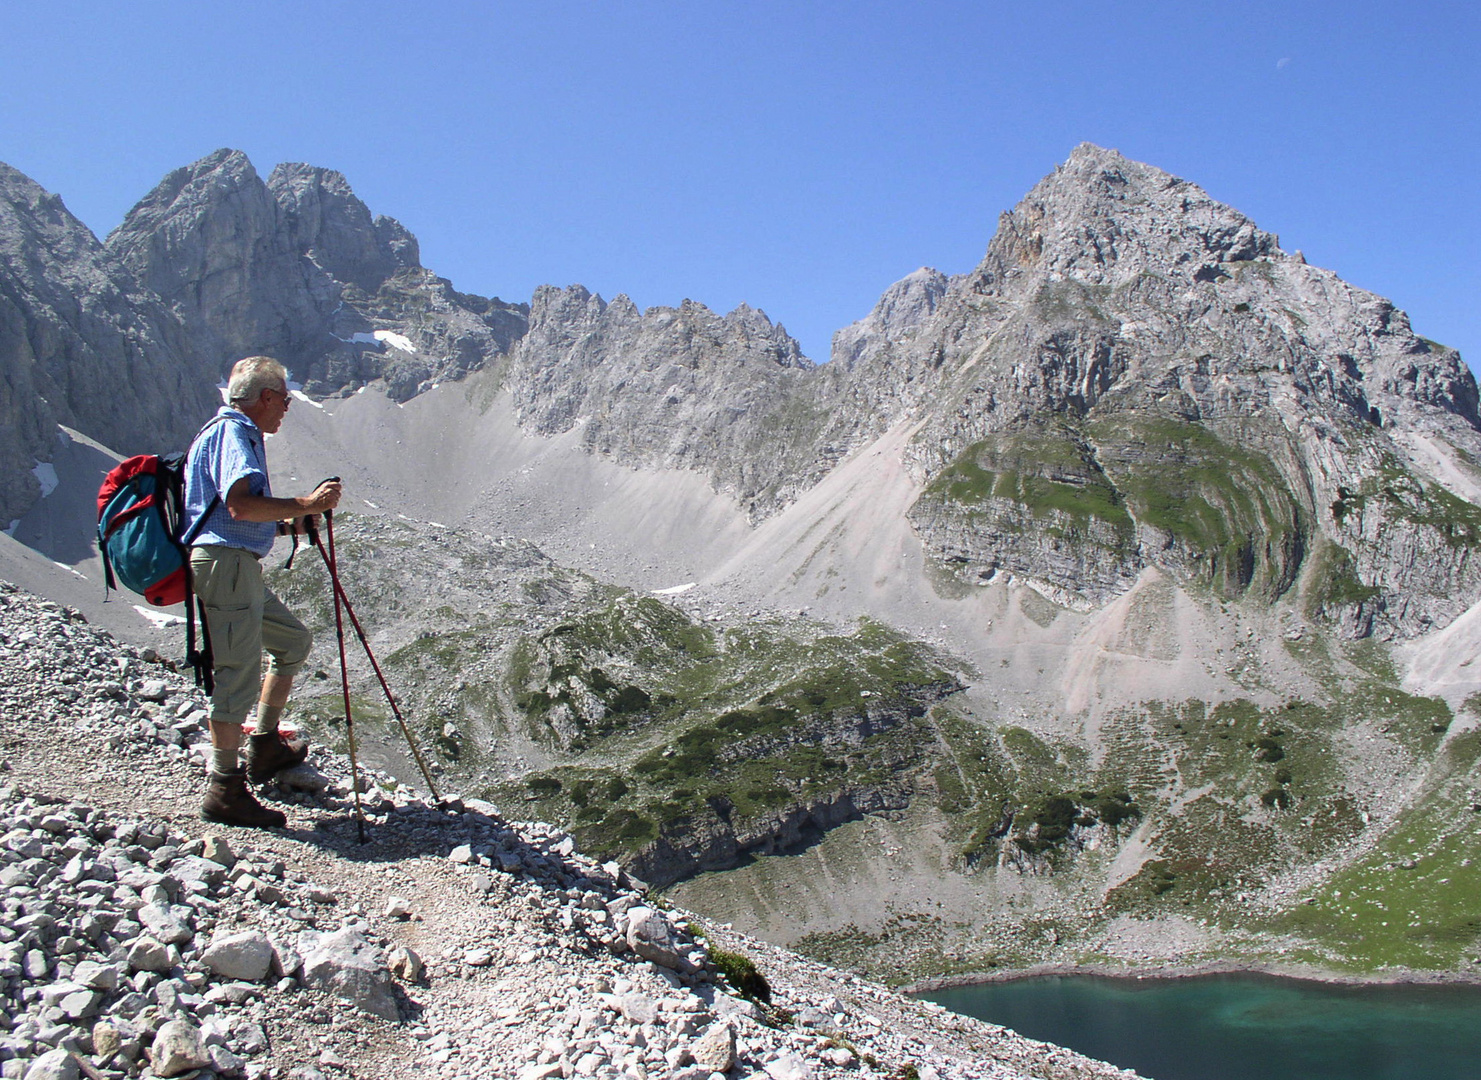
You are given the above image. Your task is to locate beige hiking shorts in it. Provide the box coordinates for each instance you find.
[190,545,313,726]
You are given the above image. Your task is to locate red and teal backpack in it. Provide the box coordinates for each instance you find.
[96,424,223,691]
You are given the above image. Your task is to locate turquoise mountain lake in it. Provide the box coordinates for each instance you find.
[919,974,1481,1080]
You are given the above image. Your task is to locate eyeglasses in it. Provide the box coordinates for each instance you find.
[264,386,291,405]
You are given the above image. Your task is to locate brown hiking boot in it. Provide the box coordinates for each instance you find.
[202,769,286,829]
[245,730,309,782]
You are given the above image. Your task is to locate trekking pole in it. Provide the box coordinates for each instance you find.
[306,506,443,805]
[323,507,368,843]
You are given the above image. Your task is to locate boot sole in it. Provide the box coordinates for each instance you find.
[201,807,287,828]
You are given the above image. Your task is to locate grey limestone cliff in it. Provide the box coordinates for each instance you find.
[0,162,214,524]
[509,285,831,517]
[105,149,527,401]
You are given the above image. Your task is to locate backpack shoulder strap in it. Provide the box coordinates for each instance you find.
[177,412,235,546]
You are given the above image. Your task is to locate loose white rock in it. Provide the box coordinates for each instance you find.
[126,937,172,973]
[301,928,399,1021]
[202,930,275,982]
[692,1021,737,1072]
[150,1019,211,1076]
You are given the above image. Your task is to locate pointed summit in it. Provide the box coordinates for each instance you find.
[973,143,1282,295]
[268,163,420,291]
[105,148,311,376]
[831,266,949,370]
[812,144,1481,636]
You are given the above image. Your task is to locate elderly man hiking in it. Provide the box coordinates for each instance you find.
[184,356,342,828]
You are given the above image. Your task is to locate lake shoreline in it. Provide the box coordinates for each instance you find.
[904,960,1481,994]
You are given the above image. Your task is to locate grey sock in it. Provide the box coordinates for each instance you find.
[255,703,285,735]
[213,745,238,775]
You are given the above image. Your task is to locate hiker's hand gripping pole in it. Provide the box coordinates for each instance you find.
[307,499,444,805]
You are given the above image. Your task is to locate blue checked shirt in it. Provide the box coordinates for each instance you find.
[183,408,278,557]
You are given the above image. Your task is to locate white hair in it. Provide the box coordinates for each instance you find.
[227,356,289,406]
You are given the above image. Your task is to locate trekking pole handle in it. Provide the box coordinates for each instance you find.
[304,477,341,545]
[320,476,341,521]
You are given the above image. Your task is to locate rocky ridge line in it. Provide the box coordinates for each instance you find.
[0,580,1139,1080]
[11,142,1480,638]
[509,287,826,519]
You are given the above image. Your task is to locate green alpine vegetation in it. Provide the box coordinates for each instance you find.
[498,611,964,878]
[920,426,1134,538]
[1085,413,1306,599]
[265,502,1481,987]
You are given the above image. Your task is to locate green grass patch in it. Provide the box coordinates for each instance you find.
[1086,414,1304,598]
[709,946,772,1003]
[922,427,1134,535]
[1330,458,1481,549]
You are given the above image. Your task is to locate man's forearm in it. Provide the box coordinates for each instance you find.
[226,492,320,523]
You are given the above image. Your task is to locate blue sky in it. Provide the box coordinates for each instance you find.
[2,2,1476,367]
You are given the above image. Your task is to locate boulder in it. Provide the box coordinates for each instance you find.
[56,988,100,1021]
[21,1048,79,1080]
[202,930,274,982]
[617,992,658,1025]
[70,961,119,991]
[208,1045,247,1074]
[691,1022,736,1072]
[200,835,235,868]
[270,937,303,979]
[276,763,329,793]
[625,906,696,973]
[149,1019,210,1077]
[126,937,172,973]
[301,928,398,1021]
[386,945,423,983]
[763,1053,815,1080]
[713,993,764,1022]
[170,855,227,888]
[92,1021,122,1061]
[136,904,191,946]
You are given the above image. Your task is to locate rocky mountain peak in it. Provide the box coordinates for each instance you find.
[831,266,950,370]
[7,143,1481,643]
[716,301,809,368]
[509,284,821,515]
[519,287,809,398]
[105,148,278,287]
[0,163,103,268]
[103,149,527,401]
[267,162,419,290]
[792,145,1481,637]
[973,143,1283,296]
[104,147,312,377]
[109,147,258,231]
[527,281,609,328]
